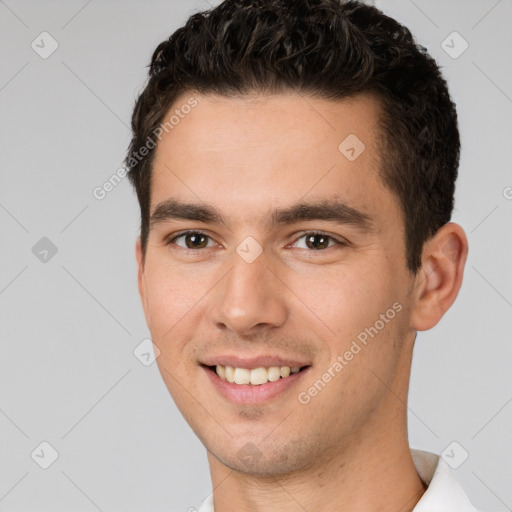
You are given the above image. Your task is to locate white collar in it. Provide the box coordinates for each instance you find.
[197,448,479,511]
[411,449,478,511]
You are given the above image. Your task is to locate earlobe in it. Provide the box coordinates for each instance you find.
[410,222,468,331]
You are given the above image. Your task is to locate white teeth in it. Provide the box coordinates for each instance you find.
[267,366,281,382]
[214,364,306,385]
[250,367,268,385]
[216,365,226,380]
[234,368,251,384]
[225,366,235,383]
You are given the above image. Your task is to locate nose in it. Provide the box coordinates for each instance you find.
[208,250,288,337]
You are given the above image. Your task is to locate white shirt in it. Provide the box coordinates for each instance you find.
[197,449,479,512]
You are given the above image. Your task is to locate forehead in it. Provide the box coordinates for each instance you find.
[155,90,383,162]
[150,91,398,229]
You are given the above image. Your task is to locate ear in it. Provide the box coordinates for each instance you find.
[410,222,468,331]
[135,237,150,326]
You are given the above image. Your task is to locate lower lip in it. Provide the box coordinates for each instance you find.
[202,366,311,405]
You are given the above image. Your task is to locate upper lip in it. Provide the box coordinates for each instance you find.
[201,355,311,370]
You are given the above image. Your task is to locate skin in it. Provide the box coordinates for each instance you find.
[135,91,468,512]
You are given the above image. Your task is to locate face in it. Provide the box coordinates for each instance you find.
[136,91,418,476]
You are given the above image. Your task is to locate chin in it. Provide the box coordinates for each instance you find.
[207,436,321,478]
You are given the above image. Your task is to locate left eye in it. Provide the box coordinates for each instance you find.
[291,232,344,250]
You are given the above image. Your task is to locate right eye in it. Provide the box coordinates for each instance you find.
[167,230,217,250]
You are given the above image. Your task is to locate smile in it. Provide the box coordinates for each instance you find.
[212,364,308,385]
[202,363,312,405]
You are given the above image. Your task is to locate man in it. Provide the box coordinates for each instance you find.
[124,1,478,510]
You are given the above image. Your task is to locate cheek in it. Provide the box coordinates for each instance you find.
[144,253,207,320]
[286,260,398,347]
[142,262,205,361]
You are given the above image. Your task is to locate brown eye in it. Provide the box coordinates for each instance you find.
[293,232,344,251]
[170,231,213,249]
[305,234,330,250]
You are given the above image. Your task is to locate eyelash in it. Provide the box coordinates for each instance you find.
[166,230,348,253]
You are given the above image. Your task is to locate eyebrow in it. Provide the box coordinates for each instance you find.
[150,198,375,233]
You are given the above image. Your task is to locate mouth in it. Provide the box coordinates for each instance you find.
[201,363,312,405]
[203,364,311,385]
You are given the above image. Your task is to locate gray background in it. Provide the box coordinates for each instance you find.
[0,0,511,510]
